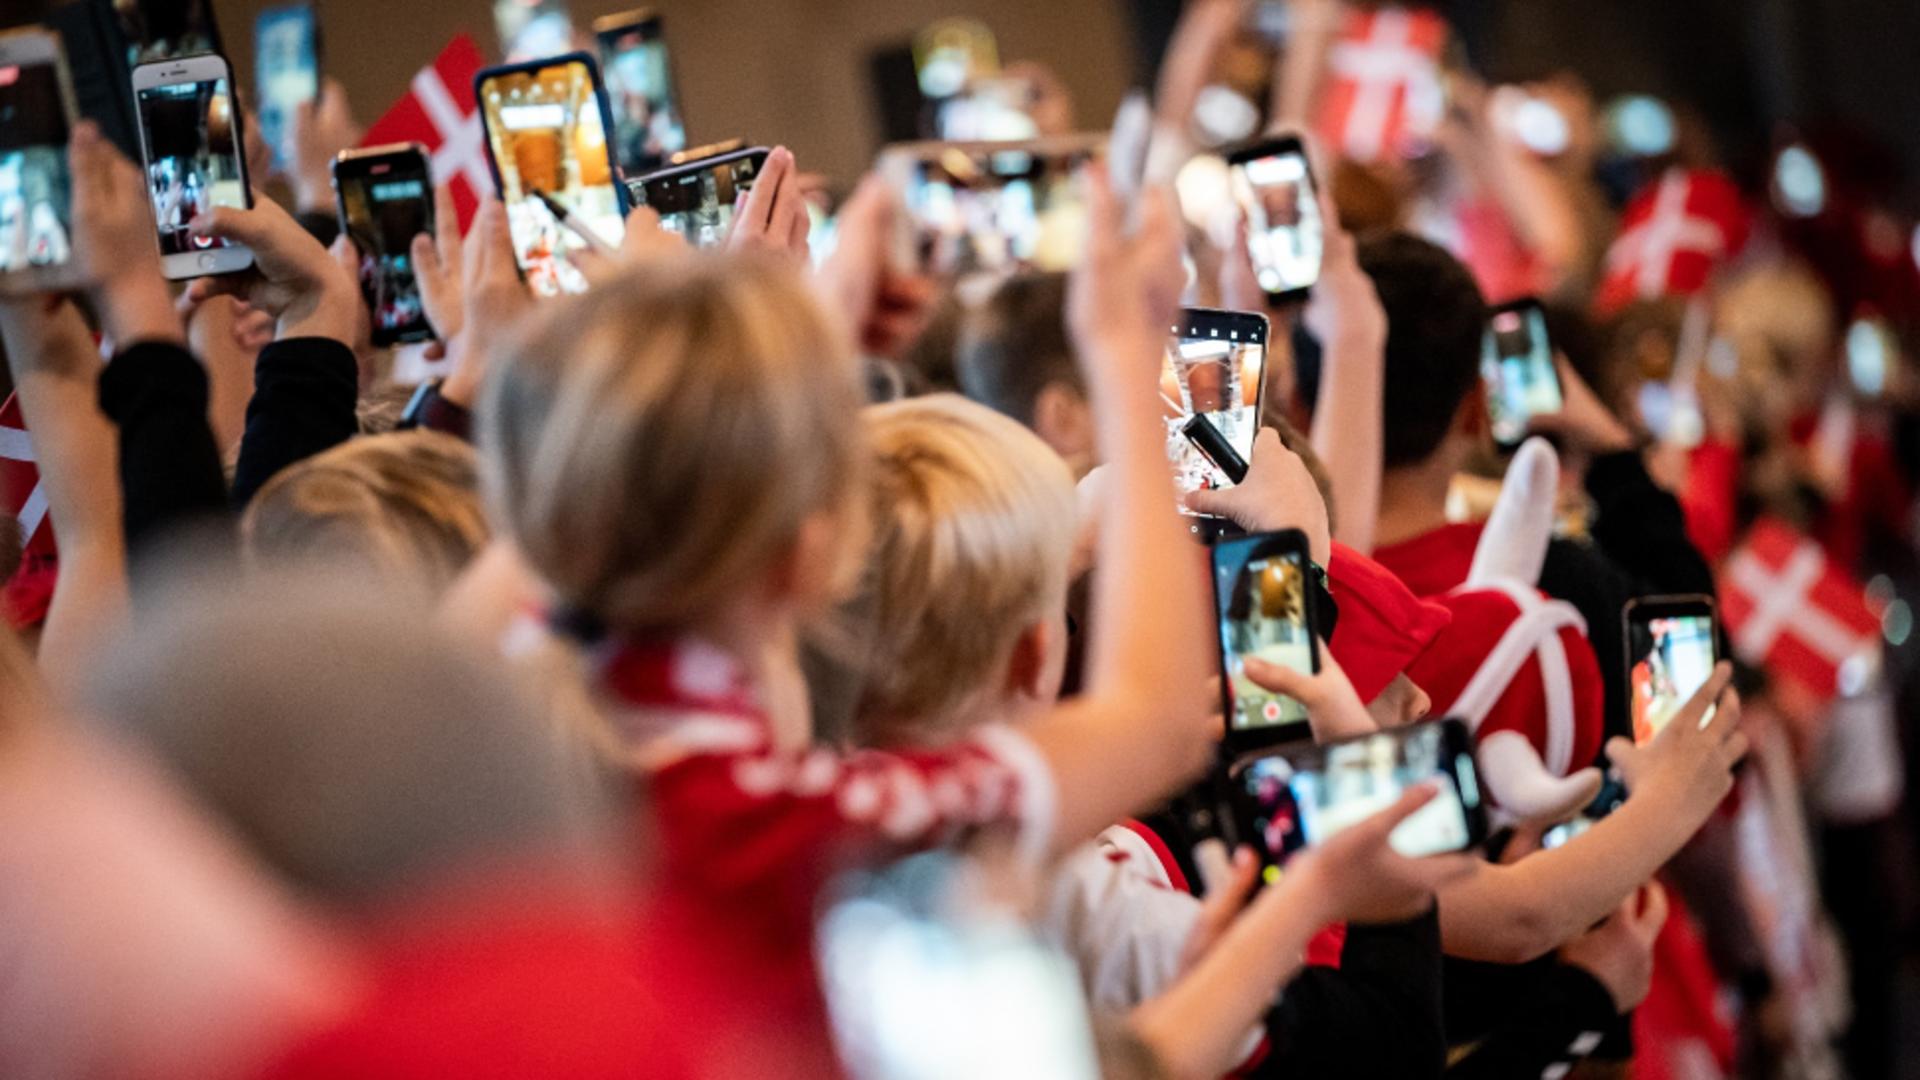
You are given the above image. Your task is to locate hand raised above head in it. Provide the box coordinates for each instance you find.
[183,196,360,346]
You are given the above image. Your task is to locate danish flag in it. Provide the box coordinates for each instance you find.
[1720,518,1881,702]
[1313,6,1449,164]
[0,393,57,628]
[1596,169,1751,314]
[360,35,492,233]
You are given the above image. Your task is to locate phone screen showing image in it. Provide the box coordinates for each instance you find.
[254,4,318,171]
[596,16,684,176]
[1215,531,1316,740]
[0,55,75,274]
[137,77,247,256]
[628,150,763,249]
[898,140,1098,276]
[1163,310,1268,505]
[1482,301,1561,448]
[478,57,625,297]
[337,154,432,345]
[1230,144,1322,297]
[1627,605,1717,744]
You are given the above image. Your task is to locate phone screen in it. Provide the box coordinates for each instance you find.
[1163,311,1268,503]
[0,54,75,275]
[1215,532,1315,737]
[1482,302,1561,448]
[1236,720,1482,874]
[1627,607,1717,743]
[1230,145,1322,296]
[137,77,247,256]
[628,151,763,248]
[337,154,432,345]
[898,141,1097,275]
[478,58,625,297]
[254,4,318,171]
[596,16,683,176]
[934,78,1039,141]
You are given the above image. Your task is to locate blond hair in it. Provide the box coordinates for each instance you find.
[479,255,868,635]
[856,394,1077,745]
[241,430,489,595]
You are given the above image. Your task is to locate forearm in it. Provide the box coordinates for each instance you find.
[1310,328,1385,553]
[92,275,186,351]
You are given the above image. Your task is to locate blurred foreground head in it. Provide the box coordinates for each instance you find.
[81,565,616,908]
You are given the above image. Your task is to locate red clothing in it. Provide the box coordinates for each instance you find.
[600,636,1058,1078]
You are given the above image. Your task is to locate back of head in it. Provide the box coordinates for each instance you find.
[480,255,868,636]
[81,571,610,906]
[1358,233,1490,469]
[955,272,1082,428]
[856,394,1077,745]
[242,431,488,597]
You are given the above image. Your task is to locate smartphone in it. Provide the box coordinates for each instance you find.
[1227,135,1323,301]
[591,9,684,178]
[934,77,1039,142]
[1845,315,1897,399]
[475,53,628,298]
[1541,776,1627,850]
[253,3,319,172]
[332,143,433,346]
[1229,717,1487,879]
[132,54,254,280]
[1164,308,1269,508]
[878,133,1104,277]
[1623,594,1719,745]
[1481,298,1562,451]
[1214,529,1319,752]
[492,0,572,63]
[819,852,1102,1080]
[624,146,766,249]
[0,29,83,296]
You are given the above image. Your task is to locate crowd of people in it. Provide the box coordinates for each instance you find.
[2,0,1918,1078]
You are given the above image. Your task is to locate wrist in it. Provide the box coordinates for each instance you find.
[276,284,360,347]
[94,274,185,347]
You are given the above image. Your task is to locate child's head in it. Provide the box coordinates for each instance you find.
[855,394,1077,747]
[954,273,1097,477]
[242,430,489,596]
[1358,233,1490,475]
[480,257,869,639]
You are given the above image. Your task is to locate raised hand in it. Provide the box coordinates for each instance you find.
[727,146,811,262]
[1066,170,1184,374]
[1558,882,1668,1012]
[439,199,532,409]
[285,79,363,214]
[1291,783,1480,926]
[1604,662,1747,822]
[184,196,361,346]
[67,122,180,348]
[1182,427,1332,564]
[410,182,466,358]
[814,174,938,359]
[1238,646,1378,743]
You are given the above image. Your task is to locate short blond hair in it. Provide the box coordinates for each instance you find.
[242,430,489,594]
[479,255,868,635]
[856,394,1077,744]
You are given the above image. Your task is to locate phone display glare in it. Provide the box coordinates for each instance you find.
[480,62,623,297]
[1217,541,1312,732]
[138,78,247,256]
[1163,325,1265,501]
[340,167,431,344]
[1241,722,1479,871]
[1629,613,1716,743]
[1482,305,1561,446]
[0,58,74,274]
[255,5,318,170]
[904,147,1093,275]
[632,156,760,248]
[598,21,683,175]
[1232,151,1322,295]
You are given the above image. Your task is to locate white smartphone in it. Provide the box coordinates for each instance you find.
[131,53,254,280]
[0,28,84,296]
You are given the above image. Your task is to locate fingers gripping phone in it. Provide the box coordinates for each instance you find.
[1164,307,1269,507]
[333,142,433,346]
[0,28,83,296]
[253,2,319,172]
[132,53,255,280]
[1214,529,1319,752]
[1228,718,1488,881]
[1623,595,1719,745]
[1481,297,1563,452]
[625,146,767,249]
[592,9,685,177]
[476,53,628,297]
[1227,134,1323,302]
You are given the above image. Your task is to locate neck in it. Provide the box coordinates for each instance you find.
[1374,459,1457,549]
[702,601,814,752]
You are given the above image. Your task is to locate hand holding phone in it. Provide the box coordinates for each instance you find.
[1164,308,1270,506]
[1227,135,1323,301]
[1621,595,1719,744]
[132,54,255,280]
[626,145,770,250]
[0,28,83,296]
[879,134,1105,277]
[1213,529,1320,751]
[1286,780,1481,924]
[181,195,359,345]
[333,142,434,346]
[1481,298,1562,451]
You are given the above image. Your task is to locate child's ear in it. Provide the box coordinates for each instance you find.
[1031,383,1096,470]
[1004,619,1055,701]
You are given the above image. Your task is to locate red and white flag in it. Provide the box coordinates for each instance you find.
[1313,6,1449,164]
[360,35,492,233]
[0,393,58,628]
[1720,518,1881,702]
[1596,169,1751,314]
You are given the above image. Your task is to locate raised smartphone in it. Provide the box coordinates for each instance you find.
[878,133,1104,276]
[592,9,684,177]
[253,3,318,172]
[1214,528,1319,752]
[1227,134,1323,301]
[0,28,83,295]
[624,146,766,248]
[1482,297,1562,451]
[131,53,254,279]
[1164,307,1269,506]
[1624,594,1719,744]
[333,142,433,346]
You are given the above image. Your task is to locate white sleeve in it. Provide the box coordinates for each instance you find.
[1040,836,1201,1015]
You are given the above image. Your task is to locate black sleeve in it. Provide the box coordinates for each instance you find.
[97,340,230,553]
[296,209,343,249]
[1445,963,1620,1079]
[1253,908,1446,1079]
[230,337,361,509]
[1583,450,1716,600]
